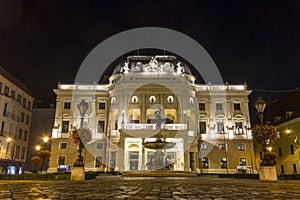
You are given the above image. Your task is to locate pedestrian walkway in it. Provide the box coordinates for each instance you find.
[0,177,300,199]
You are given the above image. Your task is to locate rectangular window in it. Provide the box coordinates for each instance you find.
[64,102,71,109]
[18,129,23,139]
[27,101,32,110]
[60,143,67,149]
[15,145,20,158]
[22,98,27,108]
[293,164,297,173]
[62,121,69,133]
[199,121,206,134]
[17,94,21,102]
[58,156,65,165]
[199,103,205,110]
[20,112,25,122]
[95,156,103,167]
[25,115,30,124]
[220,157,227,169]
[3,103,7,116]
[216,103,223,110]
[238,144,245,151]
[201,143,207,150]
[234,103,241,110]
[23,131,28,141]
[281,165,284,174]
[21,147,26,159]
[0,121,4,136]
[0,82,2,93]
[202,157,209,169]
[4,86,9,96]
[240,158,247,166]
[11,90,15,99]
[278,147,282,156]
[290,144,294,154]
[219,144,226,150]
[99,103,106,109]
[235,122,244,134]
[217,122,224,134]
[97,121,105,133]
[96,143,103,149]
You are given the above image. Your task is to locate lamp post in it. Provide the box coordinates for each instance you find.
[254,97,274,166]
[73,100,89,167]
[41,136,50,172]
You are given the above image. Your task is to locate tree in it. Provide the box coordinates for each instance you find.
[31,156,42,173]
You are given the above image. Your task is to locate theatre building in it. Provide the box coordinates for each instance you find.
[48,55,256,174]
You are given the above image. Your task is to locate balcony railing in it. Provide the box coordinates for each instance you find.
[124,123,187,130]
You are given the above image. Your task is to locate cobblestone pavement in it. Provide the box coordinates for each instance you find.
[1,177,300,199]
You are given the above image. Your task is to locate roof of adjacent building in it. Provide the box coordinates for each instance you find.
[0,66,34,97]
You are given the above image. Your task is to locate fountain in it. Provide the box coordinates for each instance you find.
[142,111,176,170]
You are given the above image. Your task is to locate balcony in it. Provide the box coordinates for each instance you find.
[124,123,187,130]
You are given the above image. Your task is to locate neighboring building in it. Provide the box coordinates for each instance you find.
[24,106,55,172]
[0,67,34,174]
[265,89,300,174]
[48,55,256,174]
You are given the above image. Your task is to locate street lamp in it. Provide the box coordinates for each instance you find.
[73,100,89,167]
[254,97,274,166]
[35,145,41,151]
[43,136,49,144]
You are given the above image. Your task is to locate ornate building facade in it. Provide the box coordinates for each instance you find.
[49,55,256,174]
[0,67,34,174]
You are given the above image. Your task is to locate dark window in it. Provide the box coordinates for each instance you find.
[220,157,227,169]
[95,156,103,167]
[240,158,246,166]
[21,147,26,159]
[202,157,209,169]
[17,95,21,102]
[0,82,2,93]
[238,144,245,151]
[219,144,226,150]
[58,156,65,165]
[234,103,241,110]
[96,143,103,149]
[60,143,67,149]
[20,112,25,122]
[201,143,207,150]
[23,131,28,141]
[199,103,205,110]
[97,121,105,133]
[217,122,224,133]
[11,90,15,99]
[278,147,282,156]
[216,103,223,110]
[114,120,118,130]
[281,165,284,174]
[4,86,9,96]
[22,98,27,107]
[15,145,20,158]
[18,129,23,139]
[290,144,294,154]
[3,103,7,116]
[64,102,71,109]
[0,121,4,136]
[62,121,69,133]
[199,121,206,134]
[235,122,244,134]
[293,164,297,173]
[99,103,105,109]
[27,101,32,110]
[25,115,30,124]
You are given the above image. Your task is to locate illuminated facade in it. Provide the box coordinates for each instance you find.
[48,55,256,174]
[0,67,34,174]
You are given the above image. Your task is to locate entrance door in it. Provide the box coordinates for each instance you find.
[129,151,139,170]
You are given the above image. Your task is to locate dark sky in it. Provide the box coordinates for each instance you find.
[1,0,300,109]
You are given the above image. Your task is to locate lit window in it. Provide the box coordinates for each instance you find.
[150,96,156,103]
[201,143,208,150]
[217,122,225,134]
[131,96,138,103]
[235,122,244,134]
[97,121,105,133]
[62,121,69,133]
[220,157,227,169]
[167,96,173,103]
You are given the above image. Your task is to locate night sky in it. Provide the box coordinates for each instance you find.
[1,0,300,111]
